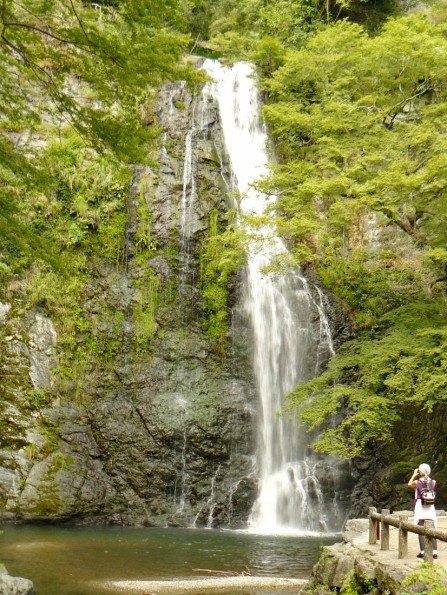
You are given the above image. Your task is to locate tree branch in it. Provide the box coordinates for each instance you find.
[2,20,91,47]
[11,0,51,27]
[382,79,432,129]
[1,31,55,90]
[68,0,93,48]
[4,0,121,64]
[0,29,90,148]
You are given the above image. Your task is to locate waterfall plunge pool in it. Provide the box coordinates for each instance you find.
[0,525,340,594]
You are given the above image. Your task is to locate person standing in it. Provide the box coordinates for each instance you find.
[408,463,438,559]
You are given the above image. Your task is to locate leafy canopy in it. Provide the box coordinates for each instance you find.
[286,301,447,458]
[0,0,200,271]
[263,15,447,257]
[258,11,447,457]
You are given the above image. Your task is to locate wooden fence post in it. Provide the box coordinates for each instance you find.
[381,509,390,550]
[424,520,434,564]
[398,514,409,559]
[369,507,377,545]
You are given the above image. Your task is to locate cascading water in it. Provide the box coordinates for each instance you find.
[179,112,197,296]
[203,60,344,534]
[178,85,215,297]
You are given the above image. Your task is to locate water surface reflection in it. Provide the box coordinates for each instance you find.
[0,525,339,594]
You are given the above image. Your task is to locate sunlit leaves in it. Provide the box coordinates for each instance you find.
[0,0,199,273]
[0,0,196,180]
[286,302,447,457]
[260,12,447,458]
[264,15,447,252]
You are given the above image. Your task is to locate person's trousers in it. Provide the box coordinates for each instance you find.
[418,520,437,551]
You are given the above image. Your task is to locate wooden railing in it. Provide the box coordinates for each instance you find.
[369,507,447,565]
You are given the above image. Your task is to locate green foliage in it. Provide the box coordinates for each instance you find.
[286,300,447,457]
[254,11,447,458]
[208,30,259,62]
[205,0,397,59]
[200,210,247,345]
[255,0,323,45]
[23,388,53,411]
[359,575,377,592]
[0,0,194,160]
[132,269,160,347]
[249,36,287,81]
[207,0,320,60]
[185,0,213,39]
[1,0,445,474]
[0,0,201,268]
[401,563,447,594]
[135,175,158,255]
[35,129,132,261]
[318,251,423,329]
[263,15,447,256]
[0,127,137,403]
[341,571,363,595]
[39,420,60,456]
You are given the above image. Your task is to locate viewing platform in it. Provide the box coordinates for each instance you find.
[308,511,447,593]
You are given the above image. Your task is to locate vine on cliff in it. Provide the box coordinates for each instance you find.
[200,209,246,349]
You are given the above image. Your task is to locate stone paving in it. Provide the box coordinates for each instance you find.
[354,513,447,571]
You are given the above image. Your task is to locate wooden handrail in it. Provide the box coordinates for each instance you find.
[368,507,447,565]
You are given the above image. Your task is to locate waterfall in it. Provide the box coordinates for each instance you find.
[174,397,188,513]
[203,60,343,534]
[206,464,222,528]
[179,114,197,296]
[178,86,213,298]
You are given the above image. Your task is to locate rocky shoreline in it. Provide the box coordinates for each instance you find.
[307,514,447,594]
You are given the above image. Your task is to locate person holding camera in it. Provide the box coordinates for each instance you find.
[408,463,438,559]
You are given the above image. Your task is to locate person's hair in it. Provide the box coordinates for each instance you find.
[419,463,431,477]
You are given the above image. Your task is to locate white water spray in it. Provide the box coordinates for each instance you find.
[203,60,340,534]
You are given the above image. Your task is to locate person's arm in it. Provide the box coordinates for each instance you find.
[408,468,419,489]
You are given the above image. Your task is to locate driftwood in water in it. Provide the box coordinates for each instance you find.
[192,567,252,576]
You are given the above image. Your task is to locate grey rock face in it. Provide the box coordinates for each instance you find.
[28,313,58,390]
[0,303,11,322]
[0,78,257,527]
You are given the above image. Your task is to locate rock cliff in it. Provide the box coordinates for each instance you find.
[0,75,257,527]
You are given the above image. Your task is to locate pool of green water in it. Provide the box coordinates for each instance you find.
[0,525,340,594]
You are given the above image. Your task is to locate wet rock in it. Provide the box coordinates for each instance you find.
[28,313,58,390]
[0,68,353,529]
[0,303,11,323]
[0,566,35,595]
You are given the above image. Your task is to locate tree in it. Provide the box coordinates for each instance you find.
[286,301,447,458]
[262,15,447,265]
[0,0,194,158]
[258,13,447,457]
[0,0,199,270]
